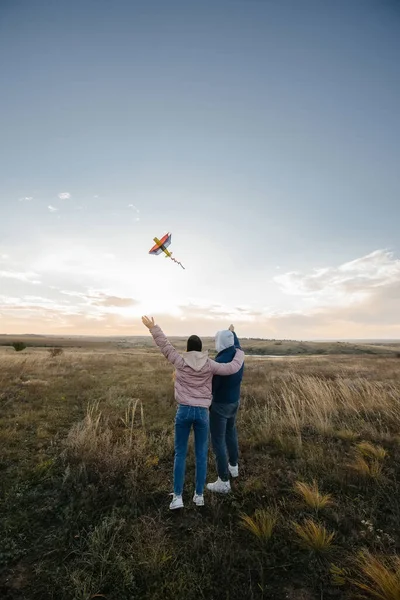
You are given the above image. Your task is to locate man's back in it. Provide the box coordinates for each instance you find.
[208,328,243,492]
[212,332,244,404]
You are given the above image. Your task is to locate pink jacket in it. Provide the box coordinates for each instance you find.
[150,325,245,408]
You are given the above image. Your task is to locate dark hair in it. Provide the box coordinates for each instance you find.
[187,335,202,352]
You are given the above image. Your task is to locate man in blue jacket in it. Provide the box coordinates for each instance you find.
[207,324,244,494]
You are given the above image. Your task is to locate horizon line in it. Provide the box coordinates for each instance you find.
[0,333,399,343]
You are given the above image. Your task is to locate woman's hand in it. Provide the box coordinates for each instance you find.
[142,316,156,330]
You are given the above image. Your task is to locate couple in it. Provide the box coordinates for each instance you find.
[142,316,244,510]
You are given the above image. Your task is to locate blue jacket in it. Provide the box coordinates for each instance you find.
[212,332,244,404]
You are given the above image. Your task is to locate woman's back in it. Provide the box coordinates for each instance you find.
[175,351,214,407]
[150,325,245,408]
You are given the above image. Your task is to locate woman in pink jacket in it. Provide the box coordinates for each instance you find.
[142,316,245,510]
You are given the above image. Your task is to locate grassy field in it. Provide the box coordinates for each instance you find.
[1,345,400,599]
[1,334,400,356]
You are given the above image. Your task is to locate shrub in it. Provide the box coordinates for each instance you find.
[12,341,27,352]
[48,347,63,358]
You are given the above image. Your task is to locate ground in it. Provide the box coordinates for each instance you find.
[1,342,400,599]
[1,334,400,356]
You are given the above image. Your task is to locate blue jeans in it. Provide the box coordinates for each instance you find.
[210,401,240,482]
[174,405,209,496]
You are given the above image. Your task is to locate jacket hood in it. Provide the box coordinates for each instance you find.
[215,330,234,353]
[182,350,209,371]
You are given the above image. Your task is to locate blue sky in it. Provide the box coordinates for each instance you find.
[1,0,399,338]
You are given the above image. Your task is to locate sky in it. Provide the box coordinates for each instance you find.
[0,0,399,339]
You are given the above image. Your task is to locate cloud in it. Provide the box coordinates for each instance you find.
[58,192,71,200]
[1,293,399,339]
[0,270,41,284]
[48,205,58,213]
[274,250,400,308]
[177,302,262,323]
[1,249,399,339]
[59,290,88,299]
[0,291,139,335]
[262,249,400,338]
[19,196,33,202]
[0,294,76,312]
[59,289,137,309]
[148,250,400,337]
[90,294,138,308]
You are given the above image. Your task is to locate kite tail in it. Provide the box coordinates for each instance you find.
[170,255,185,269]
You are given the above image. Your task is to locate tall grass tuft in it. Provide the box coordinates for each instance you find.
[335,429,359,441]
[120,399,145,446]
[356,441,388,461]
[63,402,147,485]
[349,455,384,480]
[240,508,278,542]
[294,480,333,512]
[350,549,400,600]
[293,519,335,553]
[330,563,351,587]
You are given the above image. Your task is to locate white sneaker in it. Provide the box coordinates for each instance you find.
[206,477,231,494]
[228,463,239,478]
[169,494,184,510]
[193,493,205,506]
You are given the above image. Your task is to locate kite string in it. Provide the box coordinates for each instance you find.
[170,255,185,269]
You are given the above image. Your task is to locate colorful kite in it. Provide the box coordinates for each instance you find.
[148,233,185,269]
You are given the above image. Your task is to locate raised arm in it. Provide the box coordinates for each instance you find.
[229,324,241,349]
[210,348,244,376]
[233,332,241,349]
[142,317,185,369]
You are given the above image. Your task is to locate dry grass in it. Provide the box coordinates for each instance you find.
[350,549,400,600]
[356,441,388,461]
[1,348,400,600]
[335,428,359,441]
[240,508,278,542]
[330,563,351,587]
[244,366,400,447]
[348,441,388,481]
[293,480,334,512]
[348,455,384,480]
[293,519,336,553]
[62,401,148,487]
[48,347,64,358]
